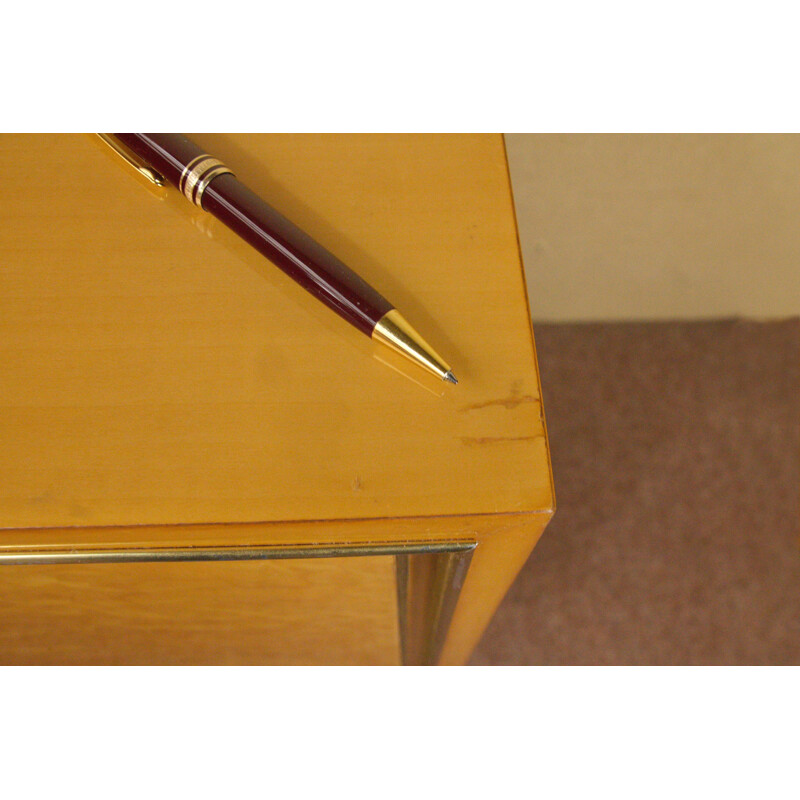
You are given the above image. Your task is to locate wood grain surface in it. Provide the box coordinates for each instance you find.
[0,133,551,530]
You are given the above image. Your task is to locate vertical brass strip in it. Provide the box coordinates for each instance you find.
[395,546,476,666]
[424,548,474,666]
[394,554,410,666]
[400,552,436,665]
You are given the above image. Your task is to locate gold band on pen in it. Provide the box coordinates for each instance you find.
[178,154,208,197]
[180,155,214,202]
[193,164,233,208]
[180,155,234,208]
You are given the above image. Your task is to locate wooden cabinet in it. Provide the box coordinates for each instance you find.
[0,134,554,664]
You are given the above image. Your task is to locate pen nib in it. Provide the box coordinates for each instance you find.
[444,371,458,385]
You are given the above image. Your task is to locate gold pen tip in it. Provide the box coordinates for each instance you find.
[444,371,458,385]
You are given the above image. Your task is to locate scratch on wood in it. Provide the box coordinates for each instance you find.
[460,394,537,412]
[459,435,541,446]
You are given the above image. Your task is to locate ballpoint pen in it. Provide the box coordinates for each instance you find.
[98,133,458,384]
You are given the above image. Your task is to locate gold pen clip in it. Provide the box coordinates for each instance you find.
[97,133,166,186]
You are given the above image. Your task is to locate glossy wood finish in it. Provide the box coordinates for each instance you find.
[116,133,392,334]
[0,134,554,664]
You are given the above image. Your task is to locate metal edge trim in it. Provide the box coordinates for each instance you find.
[0,541,475,566]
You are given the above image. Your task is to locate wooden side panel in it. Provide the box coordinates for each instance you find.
[0,556,400,665]
[440,513,553,665]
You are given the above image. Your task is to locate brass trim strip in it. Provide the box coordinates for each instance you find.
[0,541,474,566]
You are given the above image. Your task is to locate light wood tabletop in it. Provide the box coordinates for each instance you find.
[0,133,554,664]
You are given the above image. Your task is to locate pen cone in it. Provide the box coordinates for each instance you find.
[372,309,456,383]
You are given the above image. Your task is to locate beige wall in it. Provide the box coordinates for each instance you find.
[505,134,800,321]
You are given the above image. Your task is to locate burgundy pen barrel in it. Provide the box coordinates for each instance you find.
[115,133,392,335]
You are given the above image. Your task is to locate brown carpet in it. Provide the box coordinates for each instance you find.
[470,320,800,665]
